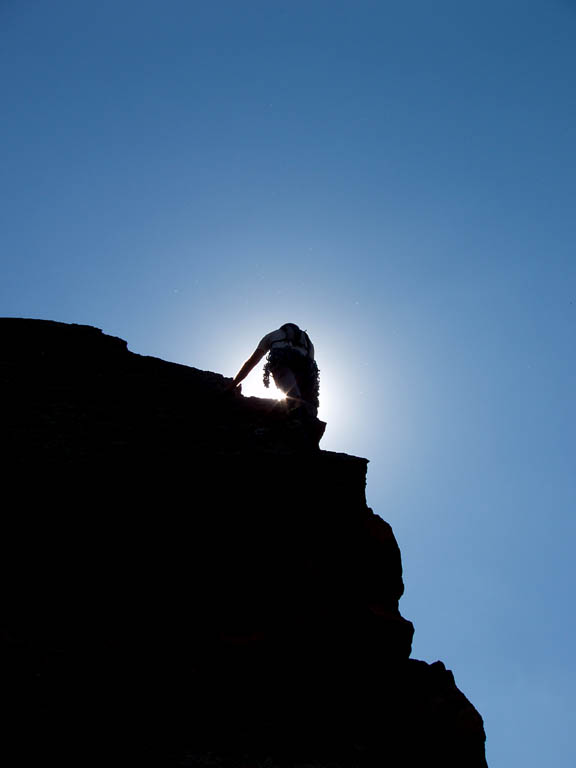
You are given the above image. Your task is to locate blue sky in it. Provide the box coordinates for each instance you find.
[2,1,576,764]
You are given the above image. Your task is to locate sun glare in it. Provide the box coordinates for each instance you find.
[240,367,286,401]
[239,363,333,424]
[224,347,336,427]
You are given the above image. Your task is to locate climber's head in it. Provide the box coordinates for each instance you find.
[281,322,301,336]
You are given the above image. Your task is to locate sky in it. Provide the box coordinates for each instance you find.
[2,1,575,764]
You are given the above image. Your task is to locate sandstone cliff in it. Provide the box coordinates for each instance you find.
[1,319,487,767]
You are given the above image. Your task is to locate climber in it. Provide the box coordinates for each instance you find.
[228,323,320,418]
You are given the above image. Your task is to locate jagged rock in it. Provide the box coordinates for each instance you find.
[0,319,487,767]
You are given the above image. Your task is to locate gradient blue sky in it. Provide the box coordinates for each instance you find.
[2,1,576,765]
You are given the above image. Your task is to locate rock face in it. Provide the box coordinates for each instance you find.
[1,319,487,767]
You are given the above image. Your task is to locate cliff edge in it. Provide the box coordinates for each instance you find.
[1,319,487,767]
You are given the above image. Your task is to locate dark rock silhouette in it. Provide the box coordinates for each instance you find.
[1,319,487,767]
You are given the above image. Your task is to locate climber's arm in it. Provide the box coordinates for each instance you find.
[229,348,266,389]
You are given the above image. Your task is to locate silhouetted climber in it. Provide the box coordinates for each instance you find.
[229,323,320,417]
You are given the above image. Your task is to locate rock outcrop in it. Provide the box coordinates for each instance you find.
[1,319,487,767]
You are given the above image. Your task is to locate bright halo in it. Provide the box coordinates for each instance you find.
[239,366,286,401]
